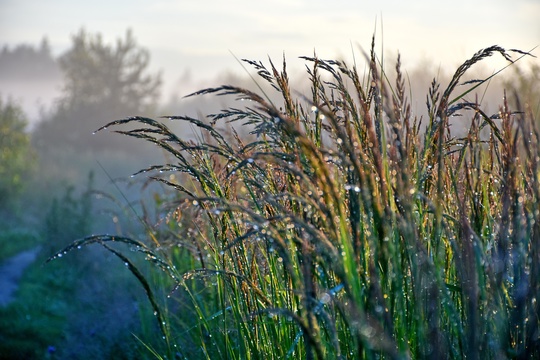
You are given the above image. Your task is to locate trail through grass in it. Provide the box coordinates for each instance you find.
[0,246,41,306]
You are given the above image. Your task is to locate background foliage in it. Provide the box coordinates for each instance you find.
[0,99,35,224]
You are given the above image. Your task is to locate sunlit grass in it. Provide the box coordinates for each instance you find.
[50,40,539,359]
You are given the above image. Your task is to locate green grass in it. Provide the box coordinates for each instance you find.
[0,239,145,359]
[0,248,72,359]
[51,41,539,359]
[0,229,41,262]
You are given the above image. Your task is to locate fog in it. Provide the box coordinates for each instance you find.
[0,29,538,358]
[0,29,540,286]
[1,31,535,232]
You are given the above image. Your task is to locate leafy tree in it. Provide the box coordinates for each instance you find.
[0,99,35,215]
[29,30,163,235]
[59,28,161,114]
[33,29,162,151]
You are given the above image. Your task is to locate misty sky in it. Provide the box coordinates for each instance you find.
[1,0,539,116]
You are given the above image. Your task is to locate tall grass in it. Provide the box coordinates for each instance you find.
[49,40,539,359]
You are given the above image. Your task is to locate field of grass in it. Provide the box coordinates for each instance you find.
[50,41,539,359]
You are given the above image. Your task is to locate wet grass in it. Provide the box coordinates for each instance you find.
[51,41,539,359]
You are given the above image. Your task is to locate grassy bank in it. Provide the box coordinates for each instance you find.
[0,244,72,359]
[0,240,147,359]
[51,42,539,359]
[0,230,41,263]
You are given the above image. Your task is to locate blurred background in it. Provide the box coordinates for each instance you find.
[2,0,539,124]
[0,0,538,358]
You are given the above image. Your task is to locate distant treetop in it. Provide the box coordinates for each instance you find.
[0,37,61,81]
[58,29,162,115]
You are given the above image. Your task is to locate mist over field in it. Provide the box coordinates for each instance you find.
[2,35,534,127]
[0,20,539,358]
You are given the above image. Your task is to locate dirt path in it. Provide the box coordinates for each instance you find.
[0,247,41,306]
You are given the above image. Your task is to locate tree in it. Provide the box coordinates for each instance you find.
[0,37,60,81]
[58,28,161,114]
[0,99,35,213]
[33,29,162,152]
[29,30,164,233]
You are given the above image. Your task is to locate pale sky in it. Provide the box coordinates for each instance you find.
[1,0,539,114]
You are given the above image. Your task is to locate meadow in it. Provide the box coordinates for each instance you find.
[49,40,539,359]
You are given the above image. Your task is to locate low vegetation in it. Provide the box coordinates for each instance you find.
[0,240,73,359]
[50,40,539,359]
